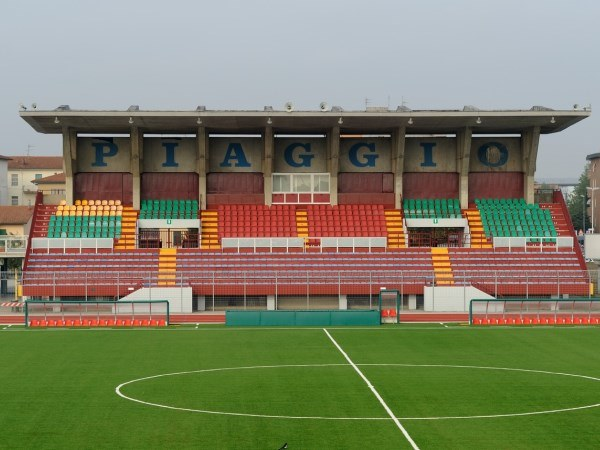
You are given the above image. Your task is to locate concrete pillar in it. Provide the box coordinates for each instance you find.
[339,294,348,310]
[392,126,406,209]
[197,126,207,209]
[267,294,276,310]
[456,127,472,209]
[521,127,540,204]
[197,295,206,311]
[263,126,273,206]
[130,126,141,210]
[328,126,340,205]
[62,128,77,204]
[408,294,417,310]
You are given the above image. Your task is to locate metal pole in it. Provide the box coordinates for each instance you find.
[306,271,309,310]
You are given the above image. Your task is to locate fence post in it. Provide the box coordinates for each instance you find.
[85,271,88,302]
[275,271,278,310]
[338,270,341,305]
[493,271,497,298]
[369,271,372,308]
[243,271,247,310]
[306,271,310,310]
[212,271,215,312]
[53,272,56,301]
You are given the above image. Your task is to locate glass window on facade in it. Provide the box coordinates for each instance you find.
[314,174,330,192]
[11,174,18,186]
[272,174,291,193]
[294,175,311,192]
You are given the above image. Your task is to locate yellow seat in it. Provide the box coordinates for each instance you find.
[108,200,115,206]
[101,200,108,206]
[115,200,122,206]
[81,199,88,206]
[59,199,67,206]
[74,199,81,206]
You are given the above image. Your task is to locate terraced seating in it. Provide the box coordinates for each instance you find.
[476,198,557,241]
[306,204,387,237]
[403,198,461,219]
[47,215,122,238]
[218,204,297,238]
[58,199,123,217]
[139,199,198,219]
[448,248,588,296]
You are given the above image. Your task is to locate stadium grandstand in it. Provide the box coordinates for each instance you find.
[16,105,593,320]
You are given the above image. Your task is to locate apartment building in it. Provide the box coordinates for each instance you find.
[7,156,63,206]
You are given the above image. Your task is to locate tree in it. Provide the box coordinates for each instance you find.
[567,164,590,233]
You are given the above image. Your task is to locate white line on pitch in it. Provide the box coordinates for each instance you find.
[440,322,449,328]
[323,328,420,450]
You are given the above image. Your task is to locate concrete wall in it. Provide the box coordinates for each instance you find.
[424,286,494,312]
[120,286,192,313]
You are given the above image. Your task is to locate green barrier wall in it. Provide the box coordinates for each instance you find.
[226,310,380,327]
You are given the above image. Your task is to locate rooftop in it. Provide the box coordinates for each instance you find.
[8,156,63,170]
[20,106,591,136]
[0,206,34,225]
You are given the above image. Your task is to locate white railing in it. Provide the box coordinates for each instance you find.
[30,238,114,253]
[0,235,27,254]
[492,236,574,251]
[220,236,387,253]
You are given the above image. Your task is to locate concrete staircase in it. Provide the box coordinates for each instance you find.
[464,208,492,248]
[200,210,219,249]
[385,209,406,248]
[431,247,454,285]
[114,206,137,250]
[158,248,177,286]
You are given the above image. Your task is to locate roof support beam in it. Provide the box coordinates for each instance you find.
[392,127,406,209]
[328,126,340,205]
[62,127,76,205]
[196,126,207,209]
[456,127,472,209]
[263,126,273,206]
[130,126,141,210]
[521,126,541,203]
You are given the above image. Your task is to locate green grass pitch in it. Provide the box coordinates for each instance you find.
[1,325,599,449]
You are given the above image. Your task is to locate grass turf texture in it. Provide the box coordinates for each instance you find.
[0,325,599,449]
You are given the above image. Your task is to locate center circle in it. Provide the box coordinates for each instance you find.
[115,364,600,421]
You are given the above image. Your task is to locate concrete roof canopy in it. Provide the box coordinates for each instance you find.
[20,107,590,136]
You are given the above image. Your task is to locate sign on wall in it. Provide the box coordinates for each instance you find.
[143,138,197,172]
[208,137,263,172]
[404,138,457,172]
[469,138,522,172]
[339,138,391,172]
[76,137,131,172]
[273,138,327,173]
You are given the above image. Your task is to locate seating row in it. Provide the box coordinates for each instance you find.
[477,199,557,239]
[140,199,199,219]
[70,199,123,206]
[403,198,461,219]
[29,318,166,327]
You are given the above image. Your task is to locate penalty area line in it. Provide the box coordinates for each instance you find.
[323,328,420,450]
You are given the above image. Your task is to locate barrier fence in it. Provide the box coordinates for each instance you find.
[16,269,598,311]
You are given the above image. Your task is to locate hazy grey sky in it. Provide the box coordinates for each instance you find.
[2,0,598,180]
